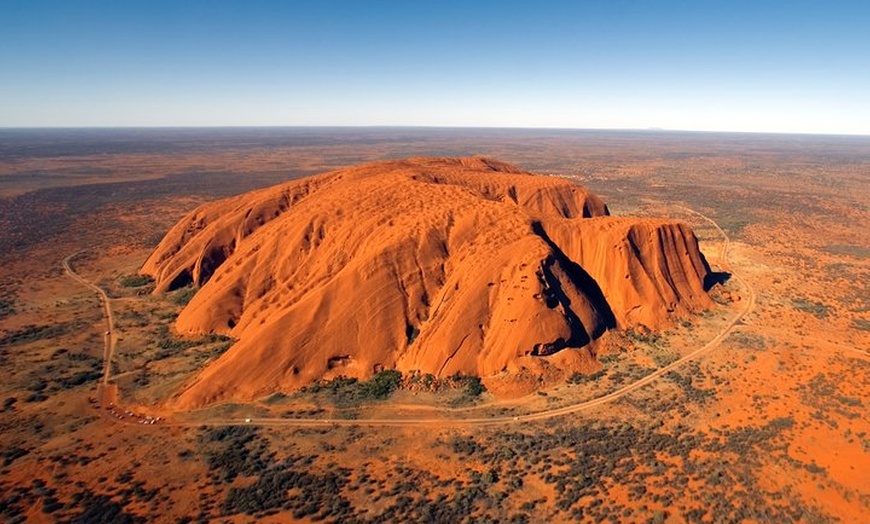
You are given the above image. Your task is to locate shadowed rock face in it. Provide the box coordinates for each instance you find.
[142,157,712,408]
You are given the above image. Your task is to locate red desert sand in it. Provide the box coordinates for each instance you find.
[142,157,713,408]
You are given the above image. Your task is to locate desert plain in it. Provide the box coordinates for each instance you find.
[0,128,867,523]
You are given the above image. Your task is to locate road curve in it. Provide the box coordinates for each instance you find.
[66,205,781,428]
[191,207,757,426]
[62,252,116,385]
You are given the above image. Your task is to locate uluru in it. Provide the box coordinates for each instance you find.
[141,157,714,408]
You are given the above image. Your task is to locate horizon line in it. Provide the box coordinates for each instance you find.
[1,125,869,138]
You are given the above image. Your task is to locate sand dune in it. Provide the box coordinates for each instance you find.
[142,157,712,408]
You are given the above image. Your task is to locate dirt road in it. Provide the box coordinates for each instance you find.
[68,206,863,429]
[62,252,115,385]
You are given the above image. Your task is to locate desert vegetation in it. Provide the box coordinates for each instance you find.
[1,129,867,522]
[302,370,404,406]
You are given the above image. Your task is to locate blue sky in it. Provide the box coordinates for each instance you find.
[1,0,868,133]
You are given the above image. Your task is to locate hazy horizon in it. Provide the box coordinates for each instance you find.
[3,1,869,135]
[4,126,870,139]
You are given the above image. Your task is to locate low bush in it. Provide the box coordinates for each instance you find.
[199,426,270,482]
[303,369,403,406]
[0,322,76,346]
[172,287,198,306]
[567,369,606,384]
[791,298,830,319]
[448,373,487,406]
[119,274,154,288]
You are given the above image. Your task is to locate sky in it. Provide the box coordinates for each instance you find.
[1,0,869,134]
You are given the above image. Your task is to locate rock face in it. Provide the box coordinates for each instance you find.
[142,157,713,408]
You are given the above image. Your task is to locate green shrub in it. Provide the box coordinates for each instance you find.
[624,326,661,346]
[448,374,486,406]
[303,370,403,406]
[791,298,830,319]
[0,322,75,346]
[199,426,269,483]
[727,332,768,351]
[120,274,154,288]
[360,370,403,399]
[567,369,606,384]
[461,375,485,397]
[172,287,198,306]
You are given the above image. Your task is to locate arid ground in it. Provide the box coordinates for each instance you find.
[1,128,867,523]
